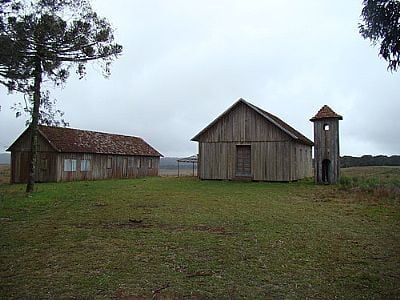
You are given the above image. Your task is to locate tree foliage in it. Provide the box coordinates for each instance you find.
[341,155,400,168]
[359,0,400,71]
[1,0,122,91]
[0,0,122,192]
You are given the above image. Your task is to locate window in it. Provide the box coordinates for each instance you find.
[64,159,77,172]
[107,157,112,169]
[324,124,330,131]
[41,159,48,170]
[81,159,91,171]
[137,158,141,169]
[128,158,134,168]
[148,159,153,169]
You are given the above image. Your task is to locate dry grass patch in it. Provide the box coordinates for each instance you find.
[0,164,10,184]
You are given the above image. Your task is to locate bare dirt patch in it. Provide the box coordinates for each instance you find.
[74,219,149,230]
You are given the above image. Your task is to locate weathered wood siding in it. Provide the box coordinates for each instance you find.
[197,103,290,143]
[9,129,57,183]
[196,102,312,181]
[8,129,160,183]
[313,119,340,184]
[55,153,159,182]
[198,141,312,181]
[292,143,313,180]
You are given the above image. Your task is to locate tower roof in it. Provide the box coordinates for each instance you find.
[310,105,343,121]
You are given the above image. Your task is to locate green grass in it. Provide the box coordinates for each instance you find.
[341,166,400,200]
[1,171,400,299]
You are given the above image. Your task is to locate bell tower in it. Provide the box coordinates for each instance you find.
[310,105,343,184]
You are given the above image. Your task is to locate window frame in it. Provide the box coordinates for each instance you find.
[64,159,77,172]
[128,157,134,168]
[41,158,48,170]
[80,159,91,172]
[107,157,112,169]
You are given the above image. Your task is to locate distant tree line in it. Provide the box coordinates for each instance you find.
[340,155,400,168]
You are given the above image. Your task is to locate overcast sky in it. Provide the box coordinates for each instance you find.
[1,0,399,157]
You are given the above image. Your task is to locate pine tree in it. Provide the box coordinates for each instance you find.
[0,0,123,192]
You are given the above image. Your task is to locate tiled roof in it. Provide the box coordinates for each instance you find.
[37,126,162,157]
[310,105,343,121]
[192,98,314,146]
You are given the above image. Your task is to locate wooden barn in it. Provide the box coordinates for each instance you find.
[7,125,162,183]
[191,99,314,181]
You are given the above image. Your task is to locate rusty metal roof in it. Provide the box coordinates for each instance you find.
[310,105,343,121]
[37,125,162,157]
[192,98,314,146]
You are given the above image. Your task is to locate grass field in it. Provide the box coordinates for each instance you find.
[0,167,399,299]
[0,164,10,184]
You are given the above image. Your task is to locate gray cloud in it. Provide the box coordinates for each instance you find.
[1,0,399,156]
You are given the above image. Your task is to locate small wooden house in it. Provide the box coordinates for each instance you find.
[191,99,313,181]
[7,125,162,183]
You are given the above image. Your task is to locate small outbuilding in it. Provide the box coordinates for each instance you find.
[7,125,162,183]
[191,98,314,181]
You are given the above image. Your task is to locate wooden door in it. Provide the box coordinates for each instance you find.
[19,152,30,183]
[236,145,251,177]
[322,159,331,183]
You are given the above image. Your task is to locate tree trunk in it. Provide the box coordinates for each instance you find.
[26,56,42,193]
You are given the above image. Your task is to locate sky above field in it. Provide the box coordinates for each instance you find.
[1,0,399,157]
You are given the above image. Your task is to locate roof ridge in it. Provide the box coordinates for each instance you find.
[38,125,141,139]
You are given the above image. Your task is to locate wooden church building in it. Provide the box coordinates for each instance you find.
[192,99,314,181]
[7,125,162,183]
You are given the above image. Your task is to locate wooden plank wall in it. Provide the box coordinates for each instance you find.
[199,141,311,181]
[56,153,159,182]
[9,130,59,183]
[11,151,159,183]
[197,103,290,143]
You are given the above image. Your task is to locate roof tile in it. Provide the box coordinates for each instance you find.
[310,105,343,121]
[38,126,162,157]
